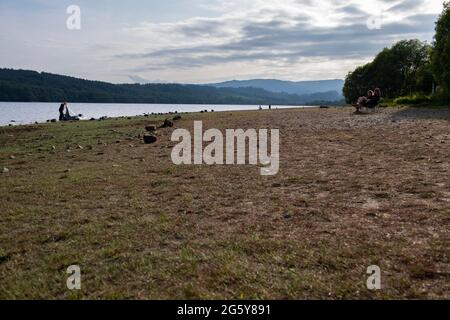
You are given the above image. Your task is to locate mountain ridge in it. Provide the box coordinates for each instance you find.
[209,79,344,98]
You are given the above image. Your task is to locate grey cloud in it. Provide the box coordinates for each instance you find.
[336,4,368,17]
[119,9,438,72]
[386,0,427,13]
[174,19,231,37]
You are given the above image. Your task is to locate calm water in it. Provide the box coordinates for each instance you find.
[0,102,312,126]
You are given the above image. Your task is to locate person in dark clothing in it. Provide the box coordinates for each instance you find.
[355,90,373,112]
[65,106,71,120]
[59,102,80,121]
[367,88,381,108]
[59,103,66,121]
[354,88,381,112]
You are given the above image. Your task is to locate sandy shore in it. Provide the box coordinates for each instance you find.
[0,106,449,299]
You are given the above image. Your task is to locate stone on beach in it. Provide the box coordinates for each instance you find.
[161,119,174,128]
[145,125,157,132]
[143,134,157,144]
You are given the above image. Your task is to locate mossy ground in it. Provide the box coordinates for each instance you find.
[0,107,449,299]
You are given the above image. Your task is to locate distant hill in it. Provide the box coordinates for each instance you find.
[0,69,344,105]
[209,79,345,100]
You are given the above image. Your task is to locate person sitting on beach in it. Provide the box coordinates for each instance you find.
[64,105,71,120]
[367,88,381,108]
[354,88,381,112]
[354,90,374,112]
[60,102,80,121]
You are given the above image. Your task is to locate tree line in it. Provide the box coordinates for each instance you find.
[343,3,450,104]
[0,69,342,106]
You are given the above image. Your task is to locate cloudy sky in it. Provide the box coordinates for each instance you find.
[0,0,444,83]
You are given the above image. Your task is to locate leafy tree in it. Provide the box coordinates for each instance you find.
[343,40,432,103]
[415,47,435,95]
[343,64,372,103]
[432,2,450,99]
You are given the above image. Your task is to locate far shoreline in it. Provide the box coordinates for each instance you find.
[0,103,337,127]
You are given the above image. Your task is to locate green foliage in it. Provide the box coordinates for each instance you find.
[394,93,432,105]
[0,69,342,105]
[343,40,433,103]
[432,2,450,100]
[343,64,373,104]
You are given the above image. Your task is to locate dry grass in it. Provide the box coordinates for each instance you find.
[0,106,449,299]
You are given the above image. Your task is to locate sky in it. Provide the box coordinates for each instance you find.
[0,0,445,84]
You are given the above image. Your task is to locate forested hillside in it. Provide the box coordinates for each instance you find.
[0,69,342,105]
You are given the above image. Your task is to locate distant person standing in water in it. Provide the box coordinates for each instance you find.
[59,102,66,121]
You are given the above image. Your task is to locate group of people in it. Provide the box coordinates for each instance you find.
[354,88,381,113]
[59,102,80,121]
